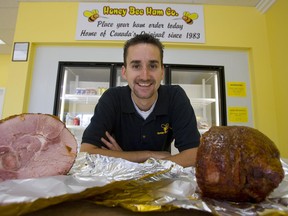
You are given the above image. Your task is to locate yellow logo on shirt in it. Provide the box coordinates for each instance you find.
[157,123,171,135]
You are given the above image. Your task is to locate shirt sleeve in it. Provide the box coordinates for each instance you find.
[170,86,201,151]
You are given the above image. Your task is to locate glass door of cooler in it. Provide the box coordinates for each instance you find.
[54,62,114,147]
[166,65,227,134]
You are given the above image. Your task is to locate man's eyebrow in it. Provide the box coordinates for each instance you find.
[149,60,160,64]
[128,60,160,65]
[129,60,141,64]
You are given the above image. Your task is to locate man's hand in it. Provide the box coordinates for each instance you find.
[101,131,123,151]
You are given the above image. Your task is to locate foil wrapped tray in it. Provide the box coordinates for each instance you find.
[0,153,287,216]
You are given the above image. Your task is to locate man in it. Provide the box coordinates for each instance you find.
[80,33,200,167]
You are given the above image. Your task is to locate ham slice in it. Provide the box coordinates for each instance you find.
[0,113,77,182]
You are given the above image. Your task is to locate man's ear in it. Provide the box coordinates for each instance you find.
[121,65,127,80]
[161,65,164,80]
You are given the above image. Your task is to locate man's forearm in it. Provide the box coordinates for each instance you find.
[80,143,170,163]
[81,144,149,162]
[165,148,198,167]
[80,143,195,166]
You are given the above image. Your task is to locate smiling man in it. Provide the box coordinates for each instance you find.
[80,33,200,167]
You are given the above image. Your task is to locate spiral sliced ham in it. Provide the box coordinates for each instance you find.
[0,113,77,182]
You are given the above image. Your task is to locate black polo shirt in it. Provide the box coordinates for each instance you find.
[82,85,200,152]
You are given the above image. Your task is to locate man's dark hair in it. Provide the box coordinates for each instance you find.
[123,33,164,67]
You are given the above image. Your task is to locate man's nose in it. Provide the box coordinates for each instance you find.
[140,67,150,79]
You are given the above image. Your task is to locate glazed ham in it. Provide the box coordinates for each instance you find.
[0,113,77,182]
[196,126,284,203]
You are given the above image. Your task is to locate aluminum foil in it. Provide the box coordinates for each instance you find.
[0,153,287,216]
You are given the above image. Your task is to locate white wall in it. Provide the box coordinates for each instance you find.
[0,88,5,119]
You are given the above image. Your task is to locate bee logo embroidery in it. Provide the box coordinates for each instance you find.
[83,9,100,22]
[157,123,171,135]
[182,11,199,25]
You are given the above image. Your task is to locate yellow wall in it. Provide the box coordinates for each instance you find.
[3,2,287,157]
[266,0,288,158]
[0,54,10,87]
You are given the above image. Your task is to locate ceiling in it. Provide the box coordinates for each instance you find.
[0,0,276,55]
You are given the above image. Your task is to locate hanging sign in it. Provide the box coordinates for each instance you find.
[76,3,205,43]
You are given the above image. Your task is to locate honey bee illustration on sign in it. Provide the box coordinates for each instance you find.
[182,11,199,24]
[83,9,108,22]
[83,9,99,22]
[173,11,199,25]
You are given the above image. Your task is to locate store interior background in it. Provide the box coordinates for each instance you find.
[0,0,287,158]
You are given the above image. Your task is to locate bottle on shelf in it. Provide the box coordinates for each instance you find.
[73,116,80,126]
[65,113,74,126]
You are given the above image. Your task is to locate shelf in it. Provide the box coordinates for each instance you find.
[190,98,216,106]
[62,94,101,103]
[66,125,86,130]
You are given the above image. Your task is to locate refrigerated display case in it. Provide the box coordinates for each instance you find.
[165,64,227,134]
[54,62,226,149]
[53,62,121,146]
[165,64,226,155]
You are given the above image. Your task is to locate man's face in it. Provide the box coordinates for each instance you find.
[122,43,164,102]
